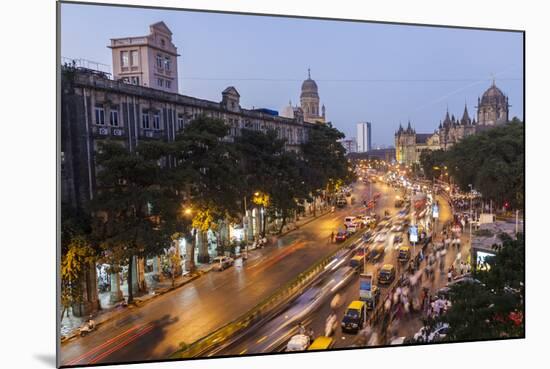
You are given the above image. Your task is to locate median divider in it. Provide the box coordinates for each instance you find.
[170,229,366,359]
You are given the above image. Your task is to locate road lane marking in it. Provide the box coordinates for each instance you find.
[256,335,268,344]
[239,348,248,355]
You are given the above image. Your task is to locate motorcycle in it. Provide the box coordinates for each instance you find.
[79,319,96,337]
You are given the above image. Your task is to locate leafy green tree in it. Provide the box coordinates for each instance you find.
[60,204,97,318]
[419,149,446,180]
[60,235,96,319]
[268,150,311,233]
[168,115,243,268]
[91,140,169,303]
[301,123,355,203]
[434,233,524,341]
[445,121,524,209]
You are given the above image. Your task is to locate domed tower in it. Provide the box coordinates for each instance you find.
[300,68,324,123]
[477,80,509,126]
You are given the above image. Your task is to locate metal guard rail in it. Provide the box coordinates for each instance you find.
[170,230,366,359]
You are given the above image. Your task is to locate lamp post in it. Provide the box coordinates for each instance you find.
[182,207,195,273]
[243,195,249,259]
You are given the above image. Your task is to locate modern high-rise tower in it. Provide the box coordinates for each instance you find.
[357,122,372,153]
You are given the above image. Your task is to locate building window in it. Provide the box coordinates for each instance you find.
[130,50,139,66]
[110,110,119,127]
[156,54,163,68]
[177,115,184,130]
[121,51,129,67]
[164,57,171,70]
[157,78,163,87]
[122,77,130,83]
[94,107,105,125]
[165,80,171,89]
[131,76,140,85]
[142,113,150,129]
[153,113,161,130]
[160,38,165,47]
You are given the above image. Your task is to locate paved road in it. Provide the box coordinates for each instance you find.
[215,180,405,355]
[216,183,461,354]
[60,181,375,366]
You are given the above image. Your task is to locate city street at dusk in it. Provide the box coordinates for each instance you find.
[58,2,525,367]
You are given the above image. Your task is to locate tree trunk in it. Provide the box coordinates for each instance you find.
[262,208,267,237]
[313,196,317,217]
[127,256,134,304]
[278,216,287,235]
[187,232,197,273]
[197,231,210,263]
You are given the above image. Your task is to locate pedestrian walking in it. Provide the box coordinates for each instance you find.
[459,261,465,275]
[447,268,453,283]
[330,231,335,243]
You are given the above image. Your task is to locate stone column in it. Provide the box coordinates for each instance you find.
[72,262,99,317]
[137,257,147,292]
[109,268,123,304]
[197,231,210,264]
[246,210,254,242]
[152,256,162,280]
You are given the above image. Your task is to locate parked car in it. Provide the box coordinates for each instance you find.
[211,256,234,271]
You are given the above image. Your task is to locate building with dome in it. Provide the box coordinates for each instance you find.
[395,81,510,165]
[477,81,510,125]
[281,69,326,124]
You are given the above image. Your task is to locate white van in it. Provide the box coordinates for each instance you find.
[344,216,356,228]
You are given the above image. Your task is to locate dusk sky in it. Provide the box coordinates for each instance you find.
[61,3,523,147]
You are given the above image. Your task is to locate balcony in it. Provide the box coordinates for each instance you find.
[91,125,126,137]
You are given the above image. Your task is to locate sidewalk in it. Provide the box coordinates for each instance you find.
[60,209,331,343]
[61,263,212,342]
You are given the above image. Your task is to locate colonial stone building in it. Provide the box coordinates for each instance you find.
[61,67,313,213]
[109,21,179,93]
[281,69,326,124]
[60,22,319,316]
[395,82,511,165]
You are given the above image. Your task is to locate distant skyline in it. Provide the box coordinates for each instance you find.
[61,3,523,146]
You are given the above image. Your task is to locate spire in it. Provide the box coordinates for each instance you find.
[406,120,413,133]
[443,108,451,126]
[308,68,311,79]
[461,103,471,125]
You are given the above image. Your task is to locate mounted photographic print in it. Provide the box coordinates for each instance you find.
[58,1,525,367]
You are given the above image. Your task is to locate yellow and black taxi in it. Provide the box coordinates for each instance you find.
[349,255,365,272]
[398,245,411,262]
[341,300,367,334]
[378,264,396,285]
[307,336,335,351]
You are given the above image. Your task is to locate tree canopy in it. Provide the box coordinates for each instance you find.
[435,233,524,341]
[419,121,524,209]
